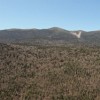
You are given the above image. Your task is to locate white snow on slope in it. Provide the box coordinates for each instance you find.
[71,31,82,38]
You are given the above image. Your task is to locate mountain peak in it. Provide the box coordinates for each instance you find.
[49,27,67,31]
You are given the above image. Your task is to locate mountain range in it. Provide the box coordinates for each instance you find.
[0,27,100,45]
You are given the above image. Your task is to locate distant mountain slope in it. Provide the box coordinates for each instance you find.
[0,27,100,45]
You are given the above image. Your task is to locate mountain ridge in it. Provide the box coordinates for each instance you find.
[0,27,100,45]
[1,27,100,32]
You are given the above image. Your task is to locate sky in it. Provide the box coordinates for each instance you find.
[0,0,100,31]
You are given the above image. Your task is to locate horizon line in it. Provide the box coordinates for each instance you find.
[0,27,100,32]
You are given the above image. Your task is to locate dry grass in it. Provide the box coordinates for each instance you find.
[0,43,100,100]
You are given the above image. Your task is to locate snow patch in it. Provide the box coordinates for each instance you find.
[71,31,81,38]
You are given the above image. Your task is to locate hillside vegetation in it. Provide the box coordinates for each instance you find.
[0,43,100,100]
[0,28,100,45]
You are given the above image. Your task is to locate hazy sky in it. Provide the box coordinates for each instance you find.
[0,0,100,31]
